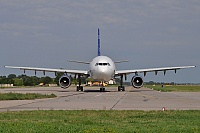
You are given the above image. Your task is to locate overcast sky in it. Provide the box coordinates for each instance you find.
[0,0,199,83]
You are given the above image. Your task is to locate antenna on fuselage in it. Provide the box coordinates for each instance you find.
[98,28,101,56]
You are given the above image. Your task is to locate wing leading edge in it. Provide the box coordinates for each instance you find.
[5,66,89,75]
[115,66,196,76]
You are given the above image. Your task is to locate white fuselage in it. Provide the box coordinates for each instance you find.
[89,56,116,81]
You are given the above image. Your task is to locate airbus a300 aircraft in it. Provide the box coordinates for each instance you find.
[5,29,195,92]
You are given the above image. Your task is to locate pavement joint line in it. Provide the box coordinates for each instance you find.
[0,92,86,111]
[0,99,45,110]
[57,92,85,98]
[110,92,127,110]
[95,94,103,97]
[133,91,157,99]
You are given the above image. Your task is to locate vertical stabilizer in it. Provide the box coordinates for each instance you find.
[98,28,101,56]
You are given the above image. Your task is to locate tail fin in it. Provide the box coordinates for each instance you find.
[98,28,101,56]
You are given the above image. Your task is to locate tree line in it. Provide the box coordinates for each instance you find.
[0,74,56,86]
[145,81,175,85]
[0,74,89,86]
[2,74,186,87]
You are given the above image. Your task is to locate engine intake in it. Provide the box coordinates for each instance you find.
[131,75,143,88]
[59,75,71,88]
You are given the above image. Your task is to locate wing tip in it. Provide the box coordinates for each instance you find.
[188,65,196,68]
[4,66,10,68]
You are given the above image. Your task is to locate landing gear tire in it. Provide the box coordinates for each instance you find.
[118,86,125,91]
[77,86,83,91]
[100,87,105,92]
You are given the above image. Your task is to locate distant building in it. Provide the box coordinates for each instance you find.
[0,84,13,87]
[48,84,58,87]
[87,79,115,86]
[108,79,115,85]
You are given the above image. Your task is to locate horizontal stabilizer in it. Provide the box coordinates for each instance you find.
[68,60,90,64]
[114,60,129,63]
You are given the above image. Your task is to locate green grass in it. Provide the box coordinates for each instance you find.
[144,85,200,92]
[0,110,199,133]
[0,93,56,100]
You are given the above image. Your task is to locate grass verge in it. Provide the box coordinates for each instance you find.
[0,93,56,100]
[0,110,199,133]
[144,85,200,92]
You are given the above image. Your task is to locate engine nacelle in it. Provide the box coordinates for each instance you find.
[131,75,143,88]
[59,75,71,89]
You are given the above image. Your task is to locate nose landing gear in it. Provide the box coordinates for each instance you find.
[100,87,105,92]
[100,81,106,92]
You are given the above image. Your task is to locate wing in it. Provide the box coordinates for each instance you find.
[115,66,196,76]
[5,66,89,75]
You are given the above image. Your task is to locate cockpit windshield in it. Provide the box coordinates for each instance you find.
[95,63,111,66]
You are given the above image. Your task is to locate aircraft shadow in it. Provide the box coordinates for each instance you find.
[84,90,111,93]
[58,90,70,92]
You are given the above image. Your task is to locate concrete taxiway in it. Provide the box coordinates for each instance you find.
[0,86,200,111]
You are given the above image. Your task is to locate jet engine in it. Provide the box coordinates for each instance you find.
[59,75,71,88]
[131,75,143,88]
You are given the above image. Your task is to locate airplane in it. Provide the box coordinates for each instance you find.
[5,29,196,92]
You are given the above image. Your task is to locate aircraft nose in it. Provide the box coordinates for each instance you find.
[99,68,108,73]
[99,68,113,76]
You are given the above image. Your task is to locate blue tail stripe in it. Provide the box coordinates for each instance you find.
[98,28,100,56]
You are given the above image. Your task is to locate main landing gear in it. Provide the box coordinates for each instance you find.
[118,75,125,91]
[76,75,83,91]
[77,86,83,91]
